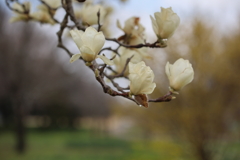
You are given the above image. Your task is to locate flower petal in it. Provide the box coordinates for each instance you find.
[97,55,114,65]
[116,19,123,30]
[93,32,105,53]
[80,45,95,62]
[70,29,84,50]
[150,15,158,36]
[81,27,98,50]
[70,54,81,63]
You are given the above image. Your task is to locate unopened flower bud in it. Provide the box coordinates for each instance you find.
[165,58,194,92]
[129,61,156,95]
[150,7,180,40]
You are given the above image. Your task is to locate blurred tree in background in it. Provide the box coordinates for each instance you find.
[0,6,110,153]
[113,19,240,160]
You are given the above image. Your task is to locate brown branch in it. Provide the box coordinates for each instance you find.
[97,9,102,32]
[99,47,120,56]
[108,55,133,79]
[64,0,85,30]
[148,92,173,102]
[106,38,167,49]
[56,13,73,57]
[89,61,139,105]
[103,73,129,93]
[106,66,118,74]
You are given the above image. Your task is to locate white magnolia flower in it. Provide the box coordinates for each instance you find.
[165,58,194,92]
[75,3,107,25]
[70,27,113,65]
[10,2,31,23]
[31,1,60,25]
[31,10,55,25]
[117,17,145,45]
[150,7,180,39]
[129,61,156,95]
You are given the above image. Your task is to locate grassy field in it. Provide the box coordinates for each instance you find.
[0,129,191,160]
[1,129,240,160]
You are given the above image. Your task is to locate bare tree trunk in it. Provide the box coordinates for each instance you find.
[14,102,26,153]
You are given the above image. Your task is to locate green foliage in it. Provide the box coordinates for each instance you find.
[0,130,192,160]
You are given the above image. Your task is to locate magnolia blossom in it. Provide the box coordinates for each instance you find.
[129,61,156,95]
[10,2,31,23]
[70,27,112,65]
[75,3,107,25]
[30,0,61,25]
[165,58,194,92]
[31,12,55,25]
[150,7,180,39]
[117,17,145,45]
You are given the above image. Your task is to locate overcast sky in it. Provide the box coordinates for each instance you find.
[2,0,239,39]
[111,0,240,37]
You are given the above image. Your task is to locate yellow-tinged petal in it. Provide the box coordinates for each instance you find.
[69,26,106,63]
[150,7,180,39]
[150,15,158,36]
[116,19,123,30]
[165,58,194,91]
[97,55,114,65]
[70,29,84,50]
[129,61,156,95]
[93,32,105,53]
[80,45,95,62]
[70,54,81,63]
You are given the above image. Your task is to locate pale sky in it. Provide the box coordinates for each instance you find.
[110,0,240,37]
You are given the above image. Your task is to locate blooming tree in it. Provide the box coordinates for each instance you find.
[6,0,194,108]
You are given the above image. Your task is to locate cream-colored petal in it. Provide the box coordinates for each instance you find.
[80,45,95,62]
[12,2,24,12]
[70,29,84,50]
[166,58,194,91]
[116,19,123,30]
[171,69,194,91]
[171,58,188,77]
[92,32,105,53]
[81,27,98,50]
[161,21,176,38]
[165,61,171,78]
[97,55,114,65]
[154,12,164,35]
[140,83,156,94]
[129,61,156,95]
[70,54,81,63]
[150,15,158,36]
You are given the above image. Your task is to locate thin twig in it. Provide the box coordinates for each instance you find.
[148,92,173,102]
[106,38,167,48]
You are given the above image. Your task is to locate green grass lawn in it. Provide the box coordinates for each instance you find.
[1,129,240,160]
[0,129,190,160]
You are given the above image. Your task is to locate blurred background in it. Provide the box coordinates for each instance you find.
[0,0,240,160]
